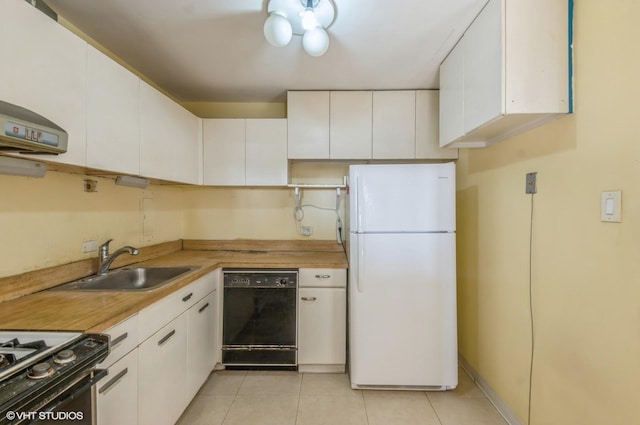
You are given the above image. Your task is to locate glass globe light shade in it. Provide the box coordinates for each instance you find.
[302,27,330,57]
[264,12,293,47]
[300,8,318,31]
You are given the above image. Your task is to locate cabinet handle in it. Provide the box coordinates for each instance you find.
[301,297,317,301]
[315,274,331,279]
[98,368,128,395]
[111,332,128,348]
[198,302,210,313]
[157,329,176,346]
[182,293,193,302]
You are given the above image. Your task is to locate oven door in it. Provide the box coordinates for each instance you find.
[30,369,106,425]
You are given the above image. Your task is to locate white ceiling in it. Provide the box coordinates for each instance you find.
[45,0,487,103]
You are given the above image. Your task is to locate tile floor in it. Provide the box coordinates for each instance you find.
[176,368,509,425]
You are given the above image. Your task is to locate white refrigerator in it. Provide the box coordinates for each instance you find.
[348,163,458,390]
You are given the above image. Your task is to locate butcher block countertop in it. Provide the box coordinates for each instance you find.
[0,240,348,333]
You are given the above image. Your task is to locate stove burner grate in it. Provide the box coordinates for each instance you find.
[0,353,16,369]
[0,338,47,350]
[0,338,51,373]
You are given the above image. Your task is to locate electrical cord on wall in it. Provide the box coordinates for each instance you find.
[527,193,535,425]
[292,188,344,243]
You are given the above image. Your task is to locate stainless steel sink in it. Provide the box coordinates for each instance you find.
[55,266,199,291]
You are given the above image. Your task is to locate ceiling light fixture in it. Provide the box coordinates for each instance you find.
[264,0,336,57]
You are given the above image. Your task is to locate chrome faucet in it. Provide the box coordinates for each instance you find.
[97,239,139,275]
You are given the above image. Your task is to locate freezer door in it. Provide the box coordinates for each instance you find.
[349,163,455,233]
[349,232,458,388]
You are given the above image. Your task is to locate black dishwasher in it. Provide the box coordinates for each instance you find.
[222,269,297,368]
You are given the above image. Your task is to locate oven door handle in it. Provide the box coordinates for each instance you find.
[39,369,108,414]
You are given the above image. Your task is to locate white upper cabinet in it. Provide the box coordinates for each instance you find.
[439,40,466,145]
[203,119,245,186]
[463,0,503,134]
[330,91,372,159]
[287,91,330,159]
[203,119,287,186]
[415,91,458,160]
[372,91,416,159]
[439,0,571,148]
[245,119,288,186]
[86,46,140,175]
[288,90,451,160]
[0,0,87,167]
[139,81,202,184]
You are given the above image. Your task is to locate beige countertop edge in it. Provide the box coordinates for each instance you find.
[0,249,348,333]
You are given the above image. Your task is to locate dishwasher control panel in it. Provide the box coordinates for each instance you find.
[223,269,298,288]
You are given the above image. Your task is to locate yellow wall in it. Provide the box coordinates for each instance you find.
[0,162,347,278]
[455,0,640,423]
[183,162,349,240]
[0,171,184,277]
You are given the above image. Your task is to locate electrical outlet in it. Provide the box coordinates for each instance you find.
[526,172,537,194]
[82,240,98,253]
[301,226,313,236]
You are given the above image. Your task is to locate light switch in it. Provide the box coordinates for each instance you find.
[600,191,621,222]
[605,198,614,215]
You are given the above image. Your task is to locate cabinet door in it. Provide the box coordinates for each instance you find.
[0,0,87,167]
[186,291,217,400]
[298,288,346,366]
[463,0,503,133]
[86,46,140,174]
[330,91,372,159]
[246,119,288,186]
[415,91,458,159]
[287,91,330,159]
[372,91,416,159]
[203,119,246,185]
[138,313,188,425]
[140,81,201,184]
[97,350,138,425]
[439,39,466,147]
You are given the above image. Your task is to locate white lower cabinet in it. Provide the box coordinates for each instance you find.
[96,315,139,425]
[127,270,219,425]
[298,268,347,373]
[97,350,138,425]
[186,290,217,400]
[138,312,188,425]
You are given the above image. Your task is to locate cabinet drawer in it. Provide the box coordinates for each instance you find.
[299,268,346,288]
[139,273,215,343]
[97,314,138,369]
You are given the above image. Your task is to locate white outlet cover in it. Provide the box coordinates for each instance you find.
[82,240,98,253]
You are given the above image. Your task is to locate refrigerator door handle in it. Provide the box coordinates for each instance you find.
[353,173,360,232]
[357,239,365,293]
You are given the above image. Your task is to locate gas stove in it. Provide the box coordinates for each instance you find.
[0,331,109,424]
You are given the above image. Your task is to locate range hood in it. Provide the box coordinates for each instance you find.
[0,100,68,154]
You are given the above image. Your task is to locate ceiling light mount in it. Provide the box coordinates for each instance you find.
[264,0,336,57]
